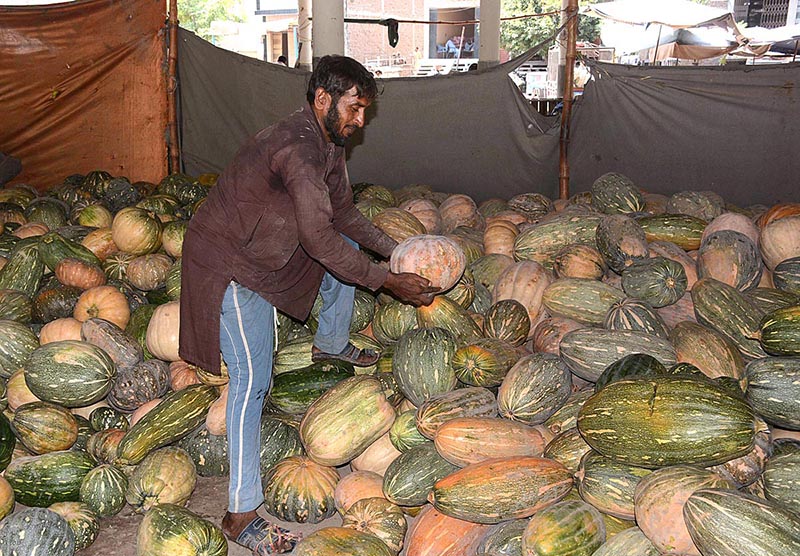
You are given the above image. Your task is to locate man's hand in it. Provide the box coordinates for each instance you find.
[382,271,438,307]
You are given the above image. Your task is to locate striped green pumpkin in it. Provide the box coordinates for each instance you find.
[763,449,800,510]
[591,527,659,556]
[5,450,95,507]
[559,328,676,382]
[621,257,687,308]
[521,499,606,556]
[604,297,669,339]
[371,300,417,345]
[758,305,800,356]
[416,295,482,345]
[542,278,626,326]
[0,318,39,379]
[392,327,458,407]
[126,446,197,513]
[744,356,800,430]
[684,488,800,556]
[637,213,707,251]
[382,442,458,506]
[116,384,218,465]
[591,172,644,215]
[389,409,428,453]
[578,376,756,468]
[48,501,99,551]
[774,256,800,295]
[452,338,520,387]
[137,504,227,556]
[295,527,393,556]
[79,464,128,518]
[595,214,649,273]
[513,213,603,267]
[576,451,652,520]
[482,299,531,346]
[0,238,43,298]
[498,353,572,425]
[23,340,115,407]
[415,386,498,439]
[691,278,766,359]
[12,401,78,455]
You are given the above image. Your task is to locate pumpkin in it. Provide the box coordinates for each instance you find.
[0,507,75,556]
[756,202,800,230]
[405,505,489,556]
[553,243,607,280]
[73,285,130,328]
[702,211,760,246]
[334,470,386,514]
[145,300,180,361]
[389,235,466,293]
[760,215,800,270]
[126,446,197,513]
[107,359,171,413]
[262,455,339,523]
[295,527,393,556]
[482,299,531,346]
[434,417,546,467]
[205,385,227,435]
[483,219,519,258]
[126,253,173,291]
[350,431,402,476]
[342,497,408,554]
[111,206,162,255]
[372,208,427,242]
[169,360,202,390]
[531,317,584,355]
[39,317,83,344]
[12,221,49,239]
[48,501,99,551]
[440,194,483,233]
[492,260,553,325]
[136,504,227,556]
[400,198,442,234]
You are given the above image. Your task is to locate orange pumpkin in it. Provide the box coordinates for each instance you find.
[531,317,584,355]
[405,506,489,556]
[73,285,130,328]
[7,368,40,411]
[334,470,386,514]
[400,198,442,234]
[39,317,83,344]
[81,227,119,262]
[756,202,800,230]
[55,258,107,290]
[205,385,227,435]
[483,220,519,258]
[389,235,466,293]
[434,417,546,467]
[486,210,529,227]
[169,360,202,391]
[146,300,180,361]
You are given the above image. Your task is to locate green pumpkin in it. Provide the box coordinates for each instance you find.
[80,464,128,518]
[137,504,227,556]
[263,455,339,524]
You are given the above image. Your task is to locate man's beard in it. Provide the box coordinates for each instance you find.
[323,105,348,147]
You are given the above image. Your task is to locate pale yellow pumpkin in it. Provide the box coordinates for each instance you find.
[483,219,519,258]
[12,221,49,239]
[400,198,442,234]
[7,369,40,411]
[492,260,554,326]
[205,385,227,436]
[146,301,180,361]
[334,470,386,514]
[111,206,162,255]
[349,431,401,476]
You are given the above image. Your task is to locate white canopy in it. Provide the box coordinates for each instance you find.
[584,0,734,29]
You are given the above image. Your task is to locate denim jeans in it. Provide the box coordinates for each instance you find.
[219,238,357,512]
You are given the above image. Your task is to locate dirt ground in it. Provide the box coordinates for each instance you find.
[79,474,417,555]
[79,475,340,556]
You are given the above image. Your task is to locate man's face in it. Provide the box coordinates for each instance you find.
[323,86,371,147]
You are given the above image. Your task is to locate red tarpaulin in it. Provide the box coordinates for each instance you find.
[0,0,168,190]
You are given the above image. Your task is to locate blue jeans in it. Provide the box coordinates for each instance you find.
[219,240,356,513]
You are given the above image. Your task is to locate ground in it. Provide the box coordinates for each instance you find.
[82,475,344,556]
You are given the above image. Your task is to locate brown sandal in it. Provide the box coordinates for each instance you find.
[234,516,301,555]
[311,342,379,367]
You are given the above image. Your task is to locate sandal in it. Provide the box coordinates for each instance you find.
[235,516,301,555]
[311,342,379,367]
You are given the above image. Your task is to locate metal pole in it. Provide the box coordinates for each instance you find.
[167,0,180,174]
[652,24,662,66]
[557,0,578,200]
[794,39,799,62]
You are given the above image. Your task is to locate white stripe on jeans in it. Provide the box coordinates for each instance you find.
[231,282,255,513]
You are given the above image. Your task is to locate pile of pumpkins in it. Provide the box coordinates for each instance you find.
[0,169,797,556]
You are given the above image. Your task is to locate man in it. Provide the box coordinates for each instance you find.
[276,55,288,66]
[179,55,436,554]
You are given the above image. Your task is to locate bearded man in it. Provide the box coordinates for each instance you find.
[179,55,435,554]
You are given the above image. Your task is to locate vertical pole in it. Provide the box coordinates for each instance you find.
[652,24,663,65]
[312,0,344,67]
[167,0,180,174]
[558,0,578,200]
[297,0,312,71]
[794,39,799,63]
[478,0,501,70]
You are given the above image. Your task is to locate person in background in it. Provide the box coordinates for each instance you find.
[445,36,458,58]
[276,55,288,66]
[179,55,436,555]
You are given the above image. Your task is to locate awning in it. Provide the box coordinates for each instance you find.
[583,0,734,29]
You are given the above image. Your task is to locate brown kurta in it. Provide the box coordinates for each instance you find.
[179,104,397,374]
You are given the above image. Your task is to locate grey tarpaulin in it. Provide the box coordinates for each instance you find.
[177,28,561,201]
[568,61,800,207]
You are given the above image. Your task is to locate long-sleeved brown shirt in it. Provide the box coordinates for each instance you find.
[179,104,397,374]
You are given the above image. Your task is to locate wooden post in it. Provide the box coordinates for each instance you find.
[558,0,578,200]
[167,0,180,174]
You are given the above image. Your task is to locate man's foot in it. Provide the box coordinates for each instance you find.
[223,512,300,555]
[311,342,379,367]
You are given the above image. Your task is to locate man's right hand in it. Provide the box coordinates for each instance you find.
[382,271,438,307]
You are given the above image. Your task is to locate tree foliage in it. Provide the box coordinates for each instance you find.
[178,0,244,41]
[500,0,604,58]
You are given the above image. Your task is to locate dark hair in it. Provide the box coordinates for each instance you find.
[306,55,378,105]
[277,55,288,65]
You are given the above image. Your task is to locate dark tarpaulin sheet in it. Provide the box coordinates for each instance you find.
[569,61,800,207]
[0,0,168,190]
[178,28,561,201]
